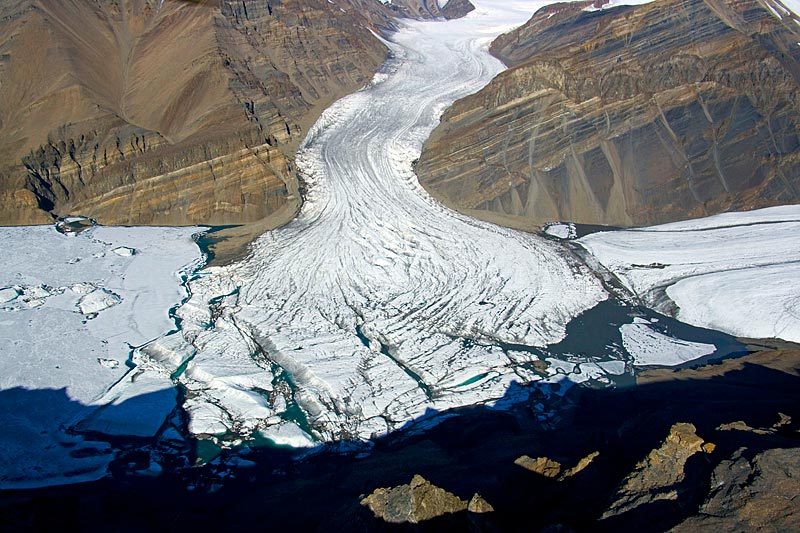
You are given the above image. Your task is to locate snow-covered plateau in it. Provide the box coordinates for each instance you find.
[3,0,798,488]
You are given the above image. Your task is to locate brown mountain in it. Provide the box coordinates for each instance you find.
[0,0,399,227]
[416,0,800,230]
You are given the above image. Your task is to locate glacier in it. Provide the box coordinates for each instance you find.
[3,0,797,489]
[148,0,612,446]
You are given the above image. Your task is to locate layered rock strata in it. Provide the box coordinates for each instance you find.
[0,0,395,225]
[416,0,800,228]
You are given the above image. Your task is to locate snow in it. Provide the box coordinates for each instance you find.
[77,288,121,315]
[761,0,800,24]
[543,222,576,240]
[584,0,658,11]
[258,422,316,448]
[0,224,204,488]
[111,246,135,257]
[621,319,715,367]
[579,206,800,343]
[147,0,608,446]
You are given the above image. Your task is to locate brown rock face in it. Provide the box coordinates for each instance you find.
[672,447,800,532]
[515,455,563,477]
[603,422,706,519]
[0,0,393,226]
[388,0,475,19]
[360,474,469,523]
[416,0,800,229]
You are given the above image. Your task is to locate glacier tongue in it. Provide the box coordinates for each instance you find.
[156,1,609,444]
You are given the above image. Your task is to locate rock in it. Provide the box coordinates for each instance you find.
[560,451,600,479]
[701,443,716,454]
[468,493,495,514]
[360,474,468,524]
[515,455,562,478]
[0,0,395,227]
[672,448,800,532]
[388,0,474,20]
[416,0,800,230]
[440,0,476,19]
[603,422,705,519]
[718,412,794,435]
[516,451,600,481]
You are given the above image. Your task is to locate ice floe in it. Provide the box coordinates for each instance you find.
[621,319,716,367]
[0,224,204,488]
[579,206,800,343]
[543,222,577,240]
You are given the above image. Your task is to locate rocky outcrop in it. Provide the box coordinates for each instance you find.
[602,422,709,519]
[389,0,475,19]
[672,447,800,532]
[360,474,469,523]
[468,493,495,513]
[515,450,600,480]
[515,455,564,478]
[0,0,394,226]
[416,0,800,229]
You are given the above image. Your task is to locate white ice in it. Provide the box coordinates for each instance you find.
[580,206,800,343]
[543,222,577,240]
[621,319,715,367]
[153,0,608,445]
[0,225,204,488]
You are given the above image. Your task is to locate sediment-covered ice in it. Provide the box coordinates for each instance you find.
[153,0,608,445]
[0,225,204,488]
[579,206,800,343]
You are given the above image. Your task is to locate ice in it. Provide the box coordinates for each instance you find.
[153,0,607,445]
[111,246,135,257]
[0,224,204,488]
[0,287,18,303]
[584,0,658,11]
[258,422,316,448]
[580,206,800,343]
[620,322,715,367]
[762,0,800,25]
[543,222,577,240]
[77,288,121,315]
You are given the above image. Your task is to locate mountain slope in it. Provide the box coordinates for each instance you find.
[416,0,800,229]
[0,0,395,226]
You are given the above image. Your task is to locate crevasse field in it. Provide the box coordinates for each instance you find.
[2,0,799,488]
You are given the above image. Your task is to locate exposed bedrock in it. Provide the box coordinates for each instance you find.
[416,0,800,228]
[0,0,396,225]
[389,0,475,19]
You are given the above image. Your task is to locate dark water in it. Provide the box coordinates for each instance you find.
[193,225,241,265]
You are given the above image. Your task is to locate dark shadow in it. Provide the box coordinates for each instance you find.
[1,352,799,532]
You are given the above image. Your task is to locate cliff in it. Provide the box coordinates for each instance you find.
[416,0,800,229]
[0,0,396,226]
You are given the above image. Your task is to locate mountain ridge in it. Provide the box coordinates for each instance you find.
[416,0,800,229]
[0,0,467,230]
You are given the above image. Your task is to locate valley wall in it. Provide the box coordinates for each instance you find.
[416,0,800,228]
